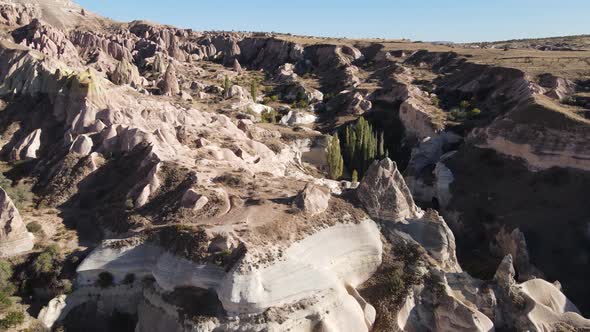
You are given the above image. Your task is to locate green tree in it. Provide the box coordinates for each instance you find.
[250,80,258,101]
[223,75,231,93]
[327,134,344,180]
[352,169,359,183]
[340,117,380,177]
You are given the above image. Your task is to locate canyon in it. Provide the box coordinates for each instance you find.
[0,0,588,331]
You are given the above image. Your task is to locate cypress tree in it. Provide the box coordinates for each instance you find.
[250,80,258,101]
[352,169,359,183]
[327,134,344,180]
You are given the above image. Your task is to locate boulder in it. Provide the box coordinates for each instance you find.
[0,188,34,257]
[295,183,331,216]
[11,128,42,161]
[181,189,209,211]
[69,134,93,156]
[208,232,238,253]
[280,110,317,126]
[358,158,422,221]
[225,85,251,100]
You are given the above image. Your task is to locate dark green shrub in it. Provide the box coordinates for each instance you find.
[123,273,135,285]
[260,109,277,124]
[26,222,42,234]
[32,245,60,276]
[97,272,114,288]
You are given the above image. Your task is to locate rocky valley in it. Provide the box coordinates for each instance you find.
[0,0,588,331]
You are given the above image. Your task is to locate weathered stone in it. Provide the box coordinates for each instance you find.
[0,188,34,257]
[295,183,331,216]
[358,158,422,221]
[159,63,180,96]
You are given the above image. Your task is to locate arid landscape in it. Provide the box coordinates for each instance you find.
[0,0,588,331]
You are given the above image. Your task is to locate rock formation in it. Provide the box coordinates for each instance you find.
[159,63,180,96]
[0,1,585,331]
[358,158,422,221]
[0,188,34,257]
[294,183,331,215]
[109,58,142,88]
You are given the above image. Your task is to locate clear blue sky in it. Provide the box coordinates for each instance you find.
[75,0,590,43]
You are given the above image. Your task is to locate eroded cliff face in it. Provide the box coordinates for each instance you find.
[0,1,588,331]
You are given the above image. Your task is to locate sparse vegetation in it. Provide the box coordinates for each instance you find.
[26,222,43,234]
[260,109,278,123]
[213,173,245,187]
[0,310,24,328]
[32,244,61,276]
[448,100,482,121]
[431,96,440,107]
[0,173,34,210]
[0,261,14,312]
[326,134,344,180]
[250,80,258,101]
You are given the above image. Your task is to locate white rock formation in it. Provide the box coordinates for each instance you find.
[76,219,382,331]
[0,188,34,257]
[280,110,317,126]
[69,134,93,156]
[358,158,422,221]
[294,183,331,215]
[11,128,42,161]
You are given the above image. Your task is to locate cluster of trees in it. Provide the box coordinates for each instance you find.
[327,117,387,180]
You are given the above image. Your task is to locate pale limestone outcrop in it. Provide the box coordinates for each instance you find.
[224,84,251,100]
[494,254,516,288]
[520,279,590,331]
[232,58,242,73]
[491,227,541,281]
[12,19,81,67]
[325,90,372,114]
[109,58,142,88]
[358,158,422,221]
[0,188,34,257]
[399,209,461,272]
[279,110,317,126]
[11,128,42,161]
[274,63,324,104]
[69,134,93,156]
[180,188,208,211]
[133,161,161,208]
[0,2,41,26]
[294,183,331,216]
[38,295,67,329]
[159,63,179,96]
[75,220,383,331]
